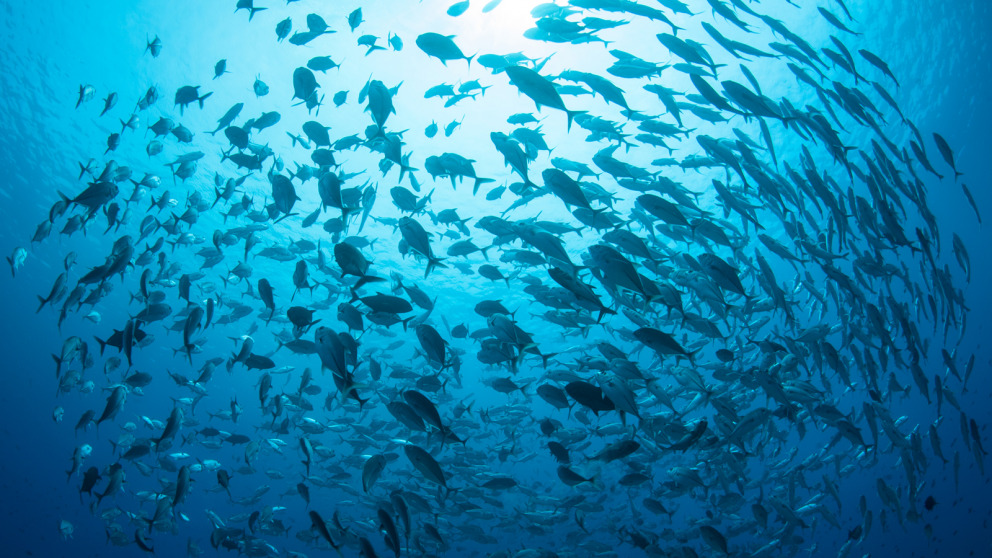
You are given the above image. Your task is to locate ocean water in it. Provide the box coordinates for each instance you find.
[0,0,990,557]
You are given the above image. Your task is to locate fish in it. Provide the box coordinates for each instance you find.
[59,519,74,540]
[348,8,363,32]
[100,92,118,116]
[76,84,95,108]
[932,132,963,180]
[504,65,583,131]
[699,525,729,555]
[859,48,900,86]
[818,6,861,35]
[404,444,447,488]
[557,465,594,487]
[6,246,27,277]
[213,59,228,79]
[145,35,162,57]
[235,0,266,21]
[362,454,387,493]
[308,511,339,550]
[634,327,697,362]
[416,33,474,67]
[960,183,982,224]
[174,85,212,115]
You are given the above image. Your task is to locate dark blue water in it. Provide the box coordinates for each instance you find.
[1,1,990,557]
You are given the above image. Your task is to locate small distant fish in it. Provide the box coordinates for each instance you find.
[145,35,162,57]
[136,85,159,110]
[358,34,386,55]
[960,183,981,224]
[388,32,403,51]
[100,92,118,116]
[75,84,94,108]
[507,112,538,125]
[213,59,229,79]
[348,8,363,32]
[818,6,861,35]
[932,132,963,180]
[253,76,269,97]
[105,132,120,153]
[447,1,470,17]
[444,118,461,137]
[174,85,212,115]
[275,17,292,41]
[416,33,474,67]
[59,520,74,540]
[504,65,583,131]
[7,247,27,277]
[307,56,339,73]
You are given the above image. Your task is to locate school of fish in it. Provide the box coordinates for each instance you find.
[12,0,986,556]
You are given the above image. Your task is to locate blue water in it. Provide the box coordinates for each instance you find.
[1,0,990,556]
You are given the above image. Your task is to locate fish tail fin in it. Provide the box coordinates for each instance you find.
[540,352,558,369]
[596,306,617,323]
[5,256,13,278]
[687,348,701,364]
[37,295,49,313]
[472,177,494,196]
[424,256,447,278]
[565,110,585,132]
[353,274,385,292]
[93,336,109,356]
[198,92,213,109]
[466,53,475,69]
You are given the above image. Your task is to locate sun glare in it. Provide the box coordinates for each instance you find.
[450,0,553,56]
